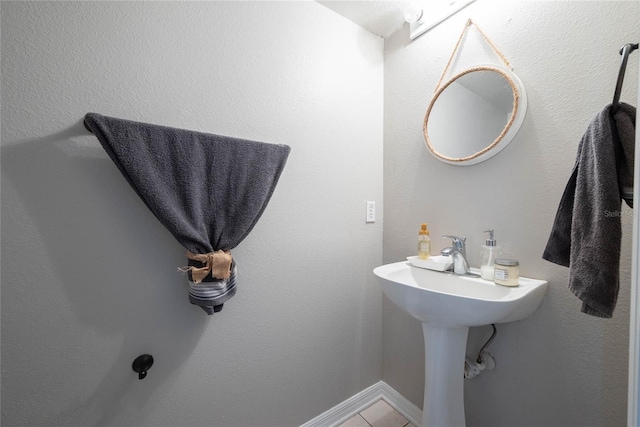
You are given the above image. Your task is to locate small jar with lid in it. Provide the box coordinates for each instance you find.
[494,259,519,287]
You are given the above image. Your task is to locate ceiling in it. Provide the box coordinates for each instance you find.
[317,1,413,39]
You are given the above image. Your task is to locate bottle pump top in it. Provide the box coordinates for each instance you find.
[484,229,496,246]
[420,223,429,235]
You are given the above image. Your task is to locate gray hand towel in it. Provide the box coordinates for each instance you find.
[84,113,291,314]
[542,103,635,318]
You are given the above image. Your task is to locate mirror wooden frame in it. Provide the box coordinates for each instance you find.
[423,65,527,166]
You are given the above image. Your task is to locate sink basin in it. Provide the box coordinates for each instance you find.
[373,261,547,427]
[373,261,548,327]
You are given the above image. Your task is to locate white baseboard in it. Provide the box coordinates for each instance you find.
[300,381,422,427]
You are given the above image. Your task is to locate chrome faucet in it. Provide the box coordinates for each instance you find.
[441,235,470,275]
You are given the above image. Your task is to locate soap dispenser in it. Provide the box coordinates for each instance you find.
[418,223,431,260]
[480,229,501,281]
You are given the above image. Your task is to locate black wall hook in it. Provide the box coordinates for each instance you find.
[132,354,154,380]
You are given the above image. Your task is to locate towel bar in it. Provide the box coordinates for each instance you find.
[612,42,638,111]
[612,42,637,207]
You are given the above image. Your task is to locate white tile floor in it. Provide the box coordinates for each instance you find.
[338,399,416,427]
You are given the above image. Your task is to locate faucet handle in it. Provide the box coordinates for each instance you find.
[442,235,466,249]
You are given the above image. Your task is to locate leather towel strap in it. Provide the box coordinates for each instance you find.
[180,250,233,283]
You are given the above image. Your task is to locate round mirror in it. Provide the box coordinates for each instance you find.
[423,65,527,166]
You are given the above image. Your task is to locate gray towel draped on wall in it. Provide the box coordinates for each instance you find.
[84,113,291,315]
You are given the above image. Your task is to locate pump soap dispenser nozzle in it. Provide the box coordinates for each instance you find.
[484,229,496,246]
[480,229,501,281]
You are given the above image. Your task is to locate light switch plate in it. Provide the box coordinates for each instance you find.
[366,201,375,223]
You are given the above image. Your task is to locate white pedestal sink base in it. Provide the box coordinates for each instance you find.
[374,262,548,427]
[421,323,469,427]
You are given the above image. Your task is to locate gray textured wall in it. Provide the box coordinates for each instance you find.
[1,2,383,426]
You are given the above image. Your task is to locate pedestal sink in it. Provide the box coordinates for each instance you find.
[373,261,547,427]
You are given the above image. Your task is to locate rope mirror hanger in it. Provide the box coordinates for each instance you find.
[423,19,521,164]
